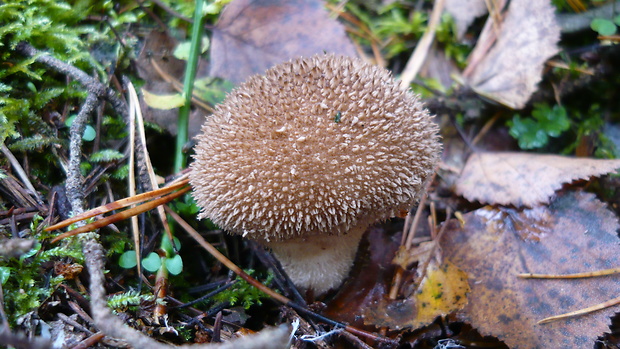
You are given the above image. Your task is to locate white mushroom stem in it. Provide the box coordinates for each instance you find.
[264,224,368,296]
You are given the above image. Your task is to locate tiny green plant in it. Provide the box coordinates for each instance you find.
[508,103,570,150]
[213,270,274,309]
[1,216,84,325]
[119,235,183,276]
[107,289,154,311]
[590,16,620,36]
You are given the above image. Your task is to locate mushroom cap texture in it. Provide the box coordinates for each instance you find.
[190,54,441,242]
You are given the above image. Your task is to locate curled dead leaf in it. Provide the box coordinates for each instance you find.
[444,0,488,39]
[455,152,620,207]
[462,0,560,109]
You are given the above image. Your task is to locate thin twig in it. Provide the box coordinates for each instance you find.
[70,332,105,349]
[405,192,429,250]
[471,112,502,146]
[172,281,236,309]
[414,208,453,289]
[67,93,99,216]
[149,59,214,112]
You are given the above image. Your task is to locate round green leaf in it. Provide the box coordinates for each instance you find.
[26,82,37,93]
[591,18,617,36]
[118,250,137,269]
[164,255,183,275]
[65,115,96,141]
[161,236,181,255]
[64,115,76,127]
[173,37,210,61]
[0,267,11,285]
[82,125,96,141]
[142,252,162,272]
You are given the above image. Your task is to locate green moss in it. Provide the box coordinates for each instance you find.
[1,217,85,325]
[213,270,274,310]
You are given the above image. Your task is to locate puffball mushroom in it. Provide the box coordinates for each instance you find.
[190,54,441,296]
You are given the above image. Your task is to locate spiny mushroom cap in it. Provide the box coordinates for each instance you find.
[190,54,441,243]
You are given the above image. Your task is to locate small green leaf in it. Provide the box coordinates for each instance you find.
[532,103,570,137]
[161,236,181,256]
[26,82,37,93]
[204,0,233,14]
[173,37,210,60]
[141,89,185,110]
[165,255,183,275]
[90,149,124,163]
[591,18,617,36]
[141,252,162,272]
[117,11,138,25]
[507,115,549,149]
[0,267,11,285]
[20,242,41,262]
[119,250,137,269]
[64,115,75,127]
[193,77,234,106]
[82,125,96,141]
[66,116,96,141]
[111,164,130,180]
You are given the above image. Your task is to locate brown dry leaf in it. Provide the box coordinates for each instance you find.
[209,0,357,84]
[444,0,488,39]
[364,259,470,329]
[440,191,620,348]
[462,0,560,109]
[455,152,620,207]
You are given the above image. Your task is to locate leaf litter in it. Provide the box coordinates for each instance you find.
[440,191,620,348]
[7,0,620,347]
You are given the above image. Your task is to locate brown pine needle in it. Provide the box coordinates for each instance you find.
[538,295,620,324]
[49,186,190,243]
[45,178,189,232]
[518,267,620,279]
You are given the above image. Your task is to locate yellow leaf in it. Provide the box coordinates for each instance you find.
[141,89,185,110]
[415,260,470,324]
